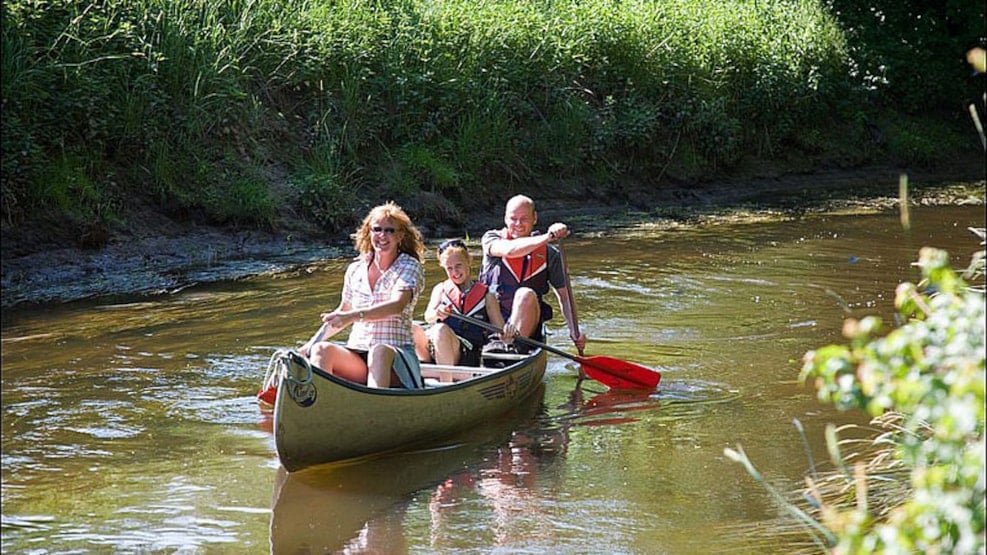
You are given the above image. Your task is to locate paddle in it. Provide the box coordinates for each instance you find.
[557,240,583,356]
[446,312,661,390]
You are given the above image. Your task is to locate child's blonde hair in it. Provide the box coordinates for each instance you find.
[436,238,470,265]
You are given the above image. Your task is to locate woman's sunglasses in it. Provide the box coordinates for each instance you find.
[371,226,397,235]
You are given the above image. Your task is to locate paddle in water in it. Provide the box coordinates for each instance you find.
[447,312,661,390]
[558,239,658,389]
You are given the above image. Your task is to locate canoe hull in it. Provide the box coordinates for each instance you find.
[272,349,547,472]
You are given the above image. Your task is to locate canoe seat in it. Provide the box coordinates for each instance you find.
[420,362,510,387]
[481,351,529,368]
[423,377,456,388]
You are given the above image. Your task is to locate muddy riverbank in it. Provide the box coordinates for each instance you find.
[2,165,983,310]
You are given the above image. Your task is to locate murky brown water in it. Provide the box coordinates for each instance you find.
[2,204,983,554]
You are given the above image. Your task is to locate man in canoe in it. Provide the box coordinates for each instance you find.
[305,201,427,388]
[479,195,587,354]
[414,238,518,366]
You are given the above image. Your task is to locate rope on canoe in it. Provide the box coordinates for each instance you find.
[260,349,291,395]
[259,349,314,407]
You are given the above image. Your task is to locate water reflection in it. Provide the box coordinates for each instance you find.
[430,424,567,550]
[271,382,701,553]
[270,385,554,553]
[266,375,748,553]
[561,385,659,426]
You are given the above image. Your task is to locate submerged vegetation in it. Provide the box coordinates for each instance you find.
[1,0,983,250]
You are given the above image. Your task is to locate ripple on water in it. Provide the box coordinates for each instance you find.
[551,377,741,428]
[575,275,656,296]
[62,425,144,440]
[1,514,55,532]
[51,522,241,553]
[658,378,741,405]
[163,394,266,426]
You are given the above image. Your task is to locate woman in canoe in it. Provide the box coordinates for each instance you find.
[304,201,426,388]
[415,238,517,366]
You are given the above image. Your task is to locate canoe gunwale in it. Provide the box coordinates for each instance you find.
[279,348,540,397]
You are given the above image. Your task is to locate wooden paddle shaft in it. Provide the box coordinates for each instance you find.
[300,322,334,353]
[558,240,579,330]
[557,240,583,354]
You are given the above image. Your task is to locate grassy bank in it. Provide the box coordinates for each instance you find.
[2,0,983,252]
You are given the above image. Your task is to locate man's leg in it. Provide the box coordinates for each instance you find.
[510,288,541,338]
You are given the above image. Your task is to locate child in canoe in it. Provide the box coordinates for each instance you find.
[414,238,517,366]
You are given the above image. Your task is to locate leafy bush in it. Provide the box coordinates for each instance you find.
[823,0,985,114]
[799,246,985,553]
[296,146,360,233]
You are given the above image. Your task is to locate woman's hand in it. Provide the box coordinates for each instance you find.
[320,310,350,329]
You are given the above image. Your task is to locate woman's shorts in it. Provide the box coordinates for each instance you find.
[350,344,423,389]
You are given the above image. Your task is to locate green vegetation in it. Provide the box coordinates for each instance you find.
[801,245,984,553]
[727,240,985,553]
[2,0,983,247]
[725,46,984,553]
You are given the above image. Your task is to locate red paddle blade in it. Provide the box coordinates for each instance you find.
[578,355,661,390]
[257,385,277,407]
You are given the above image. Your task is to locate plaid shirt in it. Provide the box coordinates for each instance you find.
[343,252,424,350]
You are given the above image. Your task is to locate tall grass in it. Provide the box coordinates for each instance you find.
[3,0,973,243]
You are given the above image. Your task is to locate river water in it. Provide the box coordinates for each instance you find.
[2,204,983,554]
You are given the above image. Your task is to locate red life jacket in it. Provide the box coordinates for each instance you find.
[440,279,489,317]
[439,279,491,347]
[480,229,551,317]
